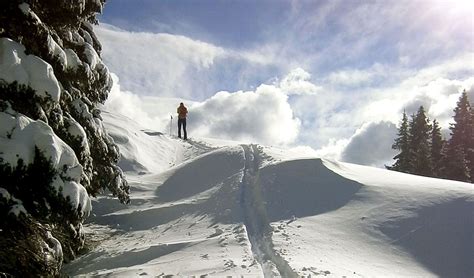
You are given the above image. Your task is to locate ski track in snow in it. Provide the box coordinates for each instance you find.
[240,144,298,277]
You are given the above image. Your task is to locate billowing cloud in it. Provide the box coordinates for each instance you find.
[105,71,301,146]
[190,84,300,145]
[278,68,321,95]
[291,56,474,166]
[340,121,398,167]
[364,73,474,131]
[406,78,474,117]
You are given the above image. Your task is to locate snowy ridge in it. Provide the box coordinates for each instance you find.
[64,110,474,277]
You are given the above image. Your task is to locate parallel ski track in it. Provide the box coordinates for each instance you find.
[240,144,297,278]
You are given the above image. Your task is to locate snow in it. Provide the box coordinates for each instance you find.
[0,38,61,102]
[72,99,94,122]
[83,43,99,70]
[45,231,63,267]
[18,3,42,24]
[0,110,91,216]
[65,116,90,151]
[82,31,93,46]
[72,31,85,44]
[0,188,10,199]
[100,111,203,174]
[64,48,82,70]
[18,3,30,15]
[0,188,28,217]
[46,231,63,259]
[47,35,67,70]
[64,108,474,277]
[8,204,27,217]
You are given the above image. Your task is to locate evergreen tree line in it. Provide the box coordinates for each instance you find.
[387,90,474,183]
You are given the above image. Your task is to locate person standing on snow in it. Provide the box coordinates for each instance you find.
[177,102,188,140]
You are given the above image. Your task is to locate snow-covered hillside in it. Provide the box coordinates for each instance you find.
[64,110,474,277]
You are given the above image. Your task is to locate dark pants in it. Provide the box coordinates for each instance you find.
[178,118,187,139]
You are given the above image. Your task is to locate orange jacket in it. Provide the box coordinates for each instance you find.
[177,105,188,119]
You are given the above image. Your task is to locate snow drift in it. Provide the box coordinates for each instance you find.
[64,110,474,277]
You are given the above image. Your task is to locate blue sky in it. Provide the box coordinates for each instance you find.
[100,0,292,48]
[97,0,474,166]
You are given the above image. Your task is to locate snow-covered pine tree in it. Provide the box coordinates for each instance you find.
[442,90,472,182]
[430,119,445,178]
[387,110,412,173]
[0,0,129,276]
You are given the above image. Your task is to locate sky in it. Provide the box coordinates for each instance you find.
[97,0,474,167]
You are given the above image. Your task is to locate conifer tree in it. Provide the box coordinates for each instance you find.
[430,119,444,177]
[442,145,469,181]
[0,0,129,275]
[407,112,417,173]
[387,111,412,172]
[443,91,472,182]
[409,106,432,176]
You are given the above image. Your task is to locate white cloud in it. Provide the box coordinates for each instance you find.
[402,78,474,126]
[228,43,282,67]
[361,71,474,132]
[106,63,473,167]
[186,68,318,145]
[190,84,300,145]
[101,24,473,168]
[105,71,301,146]
[327,69,375,87]
[314,138,350,161]
[95,24,282,100]
[278,68,321,95]
[291,56,474,166]
[340,121,398,167]
[104,73,166,129]
[400,53,474,88]
[95,24,226,98]
[326,63,388,87]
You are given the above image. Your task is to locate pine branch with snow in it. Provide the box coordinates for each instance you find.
[0,0,129,275]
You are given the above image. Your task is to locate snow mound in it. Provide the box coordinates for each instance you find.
[259,158,362,221]
[64,110,474,277]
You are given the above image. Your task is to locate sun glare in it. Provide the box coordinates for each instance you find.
[432,0,474,14]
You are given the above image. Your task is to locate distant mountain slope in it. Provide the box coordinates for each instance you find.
[64,110,474,277]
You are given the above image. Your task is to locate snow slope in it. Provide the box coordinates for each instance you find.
[64,110,474,277]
